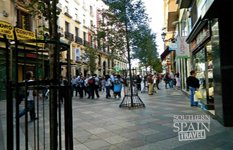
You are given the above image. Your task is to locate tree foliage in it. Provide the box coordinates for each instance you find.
[83,47,98,75]
[132,25,162,72]
[101,0,161,72]
[100,0,149,58]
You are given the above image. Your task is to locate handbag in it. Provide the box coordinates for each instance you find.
[194,90,202,102]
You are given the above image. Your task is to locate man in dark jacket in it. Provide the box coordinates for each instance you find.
[186,70,200,106]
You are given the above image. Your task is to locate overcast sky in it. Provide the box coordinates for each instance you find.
[143,0,164,55]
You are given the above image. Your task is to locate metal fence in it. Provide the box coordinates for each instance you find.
[1,34,73,150]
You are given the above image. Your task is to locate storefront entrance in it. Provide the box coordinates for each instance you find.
[193,41,214,112]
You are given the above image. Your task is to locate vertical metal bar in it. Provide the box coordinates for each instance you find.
[58,44,62,150]
[58,85,62,150]
[35,30,39,150]
[65,45,73,150]
[24,45,28,150]
[5,34,14,150]
[42,53,46,150]
[13,29,20,150]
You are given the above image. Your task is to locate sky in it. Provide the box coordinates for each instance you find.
[142,0,164,55]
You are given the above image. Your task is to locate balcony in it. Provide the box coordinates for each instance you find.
[64,11,72,18]
[57,3,62,12]
[167,0,178,32]
[64,31,74,41]
[176,0,193,9]
[75,36,83,45]
[75,19,81,24]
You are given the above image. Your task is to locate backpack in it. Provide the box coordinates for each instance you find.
[88,78,94,85]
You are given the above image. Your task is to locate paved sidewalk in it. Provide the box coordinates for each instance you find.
[1,86,233,150]
[71,88,233,150]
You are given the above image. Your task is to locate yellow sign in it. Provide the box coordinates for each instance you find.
[0,21,14,40]
[15,28,44,47]
[15,28,36,40]
[0,21,43,47]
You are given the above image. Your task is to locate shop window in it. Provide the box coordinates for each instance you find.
[194,42,214,109]
[194,48,207,104]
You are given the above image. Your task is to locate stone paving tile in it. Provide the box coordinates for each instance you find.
[95,145,120,150]
[104,124,125,131]
[115,137,147,149]
[104,135,128,144]
[137,128,160,135]
[86,128,109,134]
[95,131,116,139]
[74,144,90,150]
[83,139,111,149]
[213,142,233,150]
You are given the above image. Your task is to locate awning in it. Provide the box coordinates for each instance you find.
[160,46,171,61]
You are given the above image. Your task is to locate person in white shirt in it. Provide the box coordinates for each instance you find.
[18,71,37,121]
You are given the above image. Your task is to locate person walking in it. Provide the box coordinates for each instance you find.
[105,75,112,98]
[147,74,154,95]
[155,73,161,90]
[163,72,170,89]
[93,74,100,99]
[186,70,200,107]
[18,71,37,121]
[136,75,142,91]
[175,72,181,90]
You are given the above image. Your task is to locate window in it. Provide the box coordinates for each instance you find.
[190,1,197,26]
[75,13,78,20]
[75,27,79,37]
[90,5,93,16]
[83,32,86,41]
[65,21,69,32]
[76,48,80,61]
[17,10,32,30]
[90,20,93,27]
[65,6,69,13]
[83,14,86,25]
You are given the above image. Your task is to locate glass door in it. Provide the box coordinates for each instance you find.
[193,42,215,110]
[193,48,207,106]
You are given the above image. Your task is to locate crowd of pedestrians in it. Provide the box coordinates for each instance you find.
[71,73,127,99]
[16,70,183,123]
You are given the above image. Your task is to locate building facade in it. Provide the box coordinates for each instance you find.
[170,0,233,126]
[57,0,127,77]
[0,0,127,100]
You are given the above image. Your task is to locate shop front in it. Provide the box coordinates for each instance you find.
[187,20,215,113]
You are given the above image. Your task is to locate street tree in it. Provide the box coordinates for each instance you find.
[132,25,162,72]
[101,0,149,107]
[83,46,98,75]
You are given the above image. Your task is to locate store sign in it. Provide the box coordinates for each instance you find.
[169,43,178,51]
[191,25,210,52]
[15,28,44,47]
[176,36,189,58]
[15,28,36,40]
[0,21,14,39]
[0,21,43,47]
